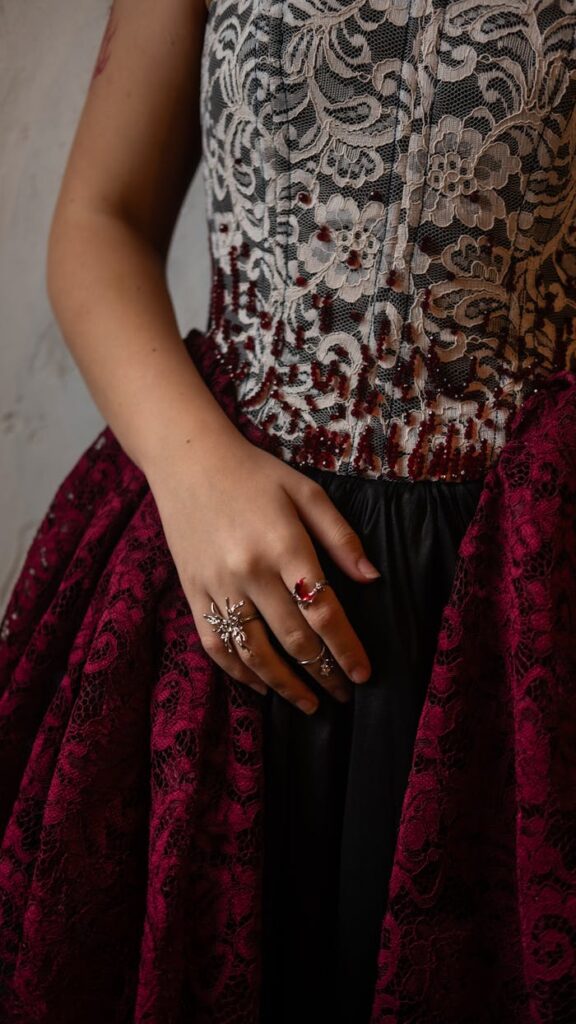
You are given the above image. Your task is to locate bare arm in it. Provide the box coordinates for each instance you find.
[46,0,378,712]
[46,0,236,476]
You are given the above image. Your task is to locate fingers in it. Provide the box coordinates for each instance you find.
[249,575,354,703]
[194,589,269,696]
[254,503,374,683]
[289,476,382,583]
[195,589,322,714]
[278,563,373,685]
[192,506,375,714]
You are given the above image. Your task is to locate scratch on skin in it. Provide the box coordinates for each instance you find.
[91,4,117,82]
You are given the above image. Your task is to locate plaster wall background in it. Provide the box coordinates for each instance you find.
[0,1,210,616]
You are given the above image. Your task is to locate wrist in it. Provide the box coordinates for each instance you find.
[139,407,250,484]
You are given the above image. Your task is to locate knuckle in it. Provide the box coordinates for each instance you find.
[282,625,311,657]
[332,519,361,549]
[309,600,337,631]
[236,642,264,666]
[227,547,266,578]
[268,530,301,564]
[202,633,226,658]
[238,671,264,690]
[228,668,251,686]
[299,480,326,505]
[272,680,299,703]
[182,569,200,591]
[267,679,288,698]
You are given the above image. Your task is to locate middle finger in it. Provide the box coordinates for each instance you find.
[250,575,354,702]
[280,567,372,684]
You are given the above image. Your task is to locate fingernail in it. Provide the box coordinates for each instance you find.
[350,666,371,684]
[334,687,352,703]
[357,557,381,579]
[297,698,319,715]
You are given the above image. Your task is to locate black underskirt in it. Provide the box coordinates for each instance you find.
[258,465,484,1024]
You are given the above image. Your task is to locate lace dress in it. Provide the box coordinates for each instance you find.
[200,0,576,482]
[198,1,576,1016]
[1,0,576,1021]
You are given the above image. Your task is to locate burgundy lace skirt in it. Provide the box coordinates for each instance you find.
[258,466,483,1024]
[0,322,482,1022]
[3,327,575,1023]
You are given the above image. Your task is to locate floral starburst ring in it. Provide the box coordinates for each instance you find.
[203,597,254,654]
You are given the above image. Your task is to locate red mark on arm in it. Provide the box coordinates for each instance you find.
[91,4,117,82]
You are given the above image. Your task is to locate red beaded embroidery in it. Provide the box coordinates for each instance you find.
[199,0,576,483]
[204,242,576,482]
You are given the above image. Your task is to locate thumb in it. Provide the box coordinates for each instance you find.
[292,479,382,583]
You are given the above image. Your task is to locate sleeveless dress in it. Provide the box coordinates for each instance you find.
[198,1,576,1018]
[1,1,576,1021]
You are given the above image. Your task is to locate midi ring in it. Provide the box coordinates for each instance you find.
[202,596,262,655]
[296,641,336,677]
[290,576,331,610]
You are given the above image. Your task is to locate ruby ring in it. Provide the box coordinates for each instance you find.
[290,576,330,610]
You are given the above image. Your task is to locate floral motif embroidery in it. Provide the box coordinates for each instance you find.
[200,0,576,480]
[404,117,517,230]
[299,197,390,300]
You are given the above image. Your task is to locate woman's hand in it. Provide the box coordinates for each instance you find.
[147,433,381,715]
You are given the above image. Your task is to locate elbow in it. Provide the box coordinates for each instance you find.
[45,209,70,312]
[45,204,94,312]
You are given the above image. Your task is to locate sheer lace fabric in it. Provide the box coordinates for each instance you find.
[200,0,576,480]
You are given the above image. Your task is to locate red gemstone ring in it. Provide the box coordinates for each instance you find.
[290,576,331,609]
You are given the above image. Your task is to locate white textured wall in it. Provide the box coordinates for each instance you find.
[0,1,210,615]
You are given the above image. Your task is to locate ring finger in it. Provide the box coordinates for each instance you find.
[250,575,353,702]
[199,590,325,713]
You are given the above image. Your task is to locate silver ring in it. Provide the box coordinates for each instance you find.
[296,641,336,677]
[290,577,331,610]
[202,597,262,655]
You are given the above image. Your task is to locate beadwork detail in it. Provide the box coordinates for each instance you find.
[200,0,576,481]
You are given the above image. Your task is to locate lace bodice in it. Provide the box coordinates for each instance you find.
[199,0,576,481]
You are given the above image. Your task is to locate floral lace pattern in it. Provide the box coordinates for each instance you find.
[0,333,267,1024]
[371,364,576,1022]
[200,0,576,479]
[1,326,575,1021]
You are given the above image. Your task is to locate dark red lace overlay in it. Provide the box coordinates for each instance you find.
[0,326,575,1023]
[371,367,576,1023]
[0,330,270,1023]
